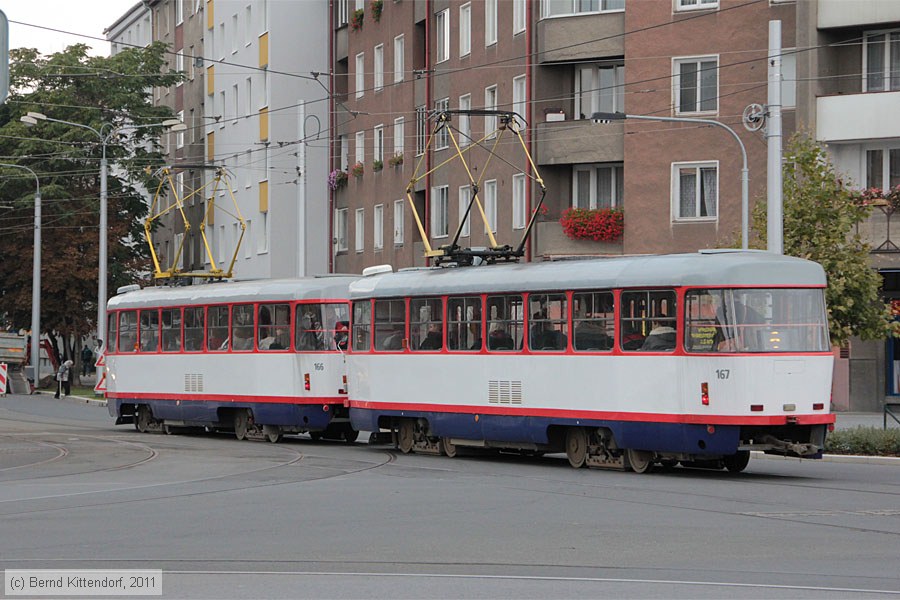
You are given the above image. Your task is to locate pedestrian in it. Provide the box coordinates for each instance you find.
[81,345,93,376]
[54,360,73,398]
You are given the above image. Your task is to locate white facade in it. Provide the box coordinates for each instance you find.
[105,2,153,55]
[205,0,329,280]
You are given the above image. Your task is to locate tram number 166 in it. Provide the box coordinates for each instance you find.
[314,363,325,371]
[716,369,730,380]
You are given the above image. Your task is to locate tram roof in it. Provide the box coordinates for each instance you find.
[108,276,360,310]
[349,251,827,298]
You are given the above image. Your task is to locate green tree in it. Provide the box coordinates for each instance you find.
[750,133,896,345]
[0,43,182,362]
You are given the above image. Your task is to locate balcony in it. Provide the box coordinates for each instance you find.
[534,119,624,166]
[817,91,900,142]
[534,221,623,258]
[536,12,625,63]
[818,0,900,29]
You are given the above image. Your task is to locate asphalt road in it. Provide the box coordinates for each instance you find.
[1,394,899,599]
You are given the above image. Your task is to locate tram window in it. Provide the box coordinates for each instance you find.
[572,292,614,352]
[184,307,205,352]
[448,296,482,351]
[161,308,182,353]
[374,299,406,351]
[107,313,118,354]
[208,306,229,351]
[528,294,568,351]
[353,301,371,352]
[259,303,290,351]
[139,310,159,353]
[319,303,350,351]
[620,290,677,352]
[295,303,326,351]
[118,311,137,353]
[686,288,829,353]
[231,304,255,351]
[486,294,524,351]
[409,298,443,351]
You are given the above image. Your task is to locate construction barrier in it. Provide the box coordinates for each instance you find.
[94,352,106,394]
[0,362,7,396]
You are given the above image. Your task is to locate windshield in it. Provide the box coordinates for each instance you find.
[685,288,830,353]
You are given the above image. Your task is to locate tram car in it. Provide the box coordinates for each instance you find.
[347,250,835,473]
[105,276,358,442]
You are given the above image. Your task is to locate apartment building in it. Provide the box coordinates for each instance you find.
[106,2,152,55]
[797,0,900,411]
[331,0,795,273]
[204,0,330,280]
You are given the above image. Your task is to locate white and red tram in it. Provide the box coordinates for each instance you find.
[347,251,835,472]
[105,277,358,442]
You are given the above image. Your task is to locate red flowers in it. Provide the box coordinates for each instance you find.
[559,207,624,242]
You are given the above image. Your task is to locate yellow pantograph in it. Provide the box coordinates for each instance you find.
[144,166,246,280]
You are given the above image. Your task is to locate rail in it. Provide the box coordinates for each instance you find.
[885,402,900,429]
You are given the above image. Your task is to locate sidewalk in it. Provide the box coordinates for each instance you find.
[33,390,106,407]
[835,411,898,430]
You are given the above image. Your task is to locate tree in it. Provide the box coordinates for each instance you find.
[0,43,182,362]
[749,133,897,345]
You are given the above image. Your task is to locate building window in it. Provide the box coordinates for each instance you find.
[575,63,624,120]
[176,110,185,148]
[484,85,498,138]
[435,97,450,150]
[866,148,900,191]
[355,208,365,252]
[394,199,404,245]
[459,3,471,57]
[676,0,718,11]
[258,212,268,254]
[246,76,253,114]
[484,179,497,233]
[458,185,471,237]
[485,0,497,46]
[512,173,526,230]
[393,117,404,155]
[337,0,349,26]
[459,94,471,146]
[355,52,365,99]
[232,83,239,125]
[176,0,184,24]
[244,4,252,46]
[374,124,384,163]
[374,44,384,91]
[188,46,195,80]
[355,131,365,165]
[335,208,348,251]
[436,9,450,64]
[513,75,526,127]
[176,52,184,85]
[514,0,526,34]
[542,0,624,17]
[864,30,900,93]
[673,162,718,220]
[416,105,427,156]
[374,204,384,250]
[394,34,404,83]
[231,14,238,53]
[573,164,623,209]
[432,185,449,238]
[674,57,718,114]
[340,134,349,171]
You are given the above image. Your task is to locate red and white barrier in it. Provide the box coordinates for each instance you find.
[0,362,7,396]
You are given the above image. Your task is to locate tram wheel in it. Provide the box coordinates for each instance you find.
[440,437,458,458]
[565,428,588,468]
[342,428,360,444]
[309,431,323,441]
[626,448,654,474]
[398,420,415,454]
[263,425,283,444]
[234,410,250,441]
[135,405,152,433]
[723,450,751,473]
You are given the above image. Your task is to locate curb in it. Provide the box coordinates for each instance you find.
[34,391,107,407]
[751,451,900,466]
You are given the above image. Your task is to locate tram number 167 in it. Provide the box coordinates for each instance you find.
[715,369,730,380]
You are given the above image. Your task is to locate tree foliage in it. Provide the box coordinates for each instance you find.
[750,133,897,345]
[0,43,182,359]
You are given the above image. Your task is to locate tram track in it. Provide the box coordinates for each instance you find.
[0,440,69,472]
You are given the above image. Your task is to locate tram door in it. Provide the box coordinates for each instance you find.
[889,329,900,397]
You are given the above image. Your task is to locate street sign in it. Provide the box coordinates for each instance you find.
[0,10,8,105]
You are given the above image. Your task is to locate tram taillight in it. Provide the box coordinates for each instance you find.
[701,382,709,406]
[304,373,311,391]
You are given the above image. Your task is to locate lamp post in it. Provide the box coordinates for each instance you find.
[0,163,41,388]
[592,112,750,251]
[20,113,185,382]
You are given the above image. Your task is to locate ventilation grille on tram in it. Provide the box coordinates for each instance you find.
[184,373,204,393]
[488,380,523,404]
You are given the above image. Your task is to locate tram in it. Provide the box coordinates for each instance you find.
[105,276,358,442]
[347,250,835,473]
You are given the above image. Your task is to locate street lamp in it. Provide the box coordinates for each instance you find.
[20,112,186,382]
[592,111,750,251]
[0,163,41,388]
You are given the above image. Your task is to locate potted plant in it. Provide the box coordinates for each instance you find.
[350,8,364,31]
[328,169,348,190]
[373,159,384,172]
[388,152,404,168]
[351,162,365,178]
[371,0,384,22]
[559,207,624,242]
